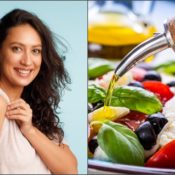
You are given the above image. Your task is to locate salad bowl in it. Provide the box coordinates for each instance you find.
[88,159,175,174]
[88,57,175,174]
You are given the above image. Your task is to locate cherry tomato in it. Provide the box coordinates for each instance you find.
[145,140,175,168]
[143,81,174,104]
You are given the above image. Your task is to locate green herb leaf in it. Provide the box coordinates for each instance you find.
[111,86,162,114]
[88,63,115,79]
[97,121,144,166]
[155,61,175,75]
[88,84,106,104]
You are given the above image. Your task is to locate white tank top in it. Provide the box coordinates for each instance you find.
[0,88,51,174]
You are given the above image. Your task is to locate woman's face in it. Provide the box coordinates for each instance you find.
[0,24,42,88]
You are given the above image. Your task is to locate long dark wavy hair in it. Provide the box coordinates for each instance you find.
[0,9,70,143]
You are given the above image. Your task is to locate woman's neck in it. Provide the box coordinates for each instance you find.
[0,82,23,101]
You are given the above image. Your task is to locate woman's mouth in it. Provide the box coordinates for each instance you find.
[14,68,32,77]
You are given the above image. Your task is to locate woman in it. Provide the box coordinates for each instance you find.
[0,9,77,174]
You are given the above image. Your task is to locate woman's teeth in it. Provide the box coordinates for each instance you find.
[16,69,31,76]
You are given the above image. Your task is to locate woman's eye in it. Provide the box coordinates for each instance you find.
[32,49,41,55]
[12,46,22,53]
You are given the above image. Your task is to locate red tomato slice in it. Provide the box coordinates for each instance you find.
[115,111,147,131]
[143,81,174,104]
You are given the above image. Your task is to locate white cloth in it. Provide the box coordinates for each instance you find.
[0,89,51,174]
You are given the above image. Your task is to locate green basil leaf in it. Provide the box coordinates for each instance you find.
[97,121,144,166]
[155,60,175,75]
[88,84,106,103]
[88,64,115,79]
[111,86,162,114]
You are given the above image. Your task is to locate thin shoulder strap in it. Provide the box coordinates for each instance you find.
[0,89,10,103]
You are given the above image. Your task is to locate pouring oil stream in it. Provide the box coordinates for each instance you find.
[104,18,175,106]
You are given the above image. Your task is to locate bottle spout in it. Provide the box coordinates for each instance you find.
[115,18,175,77]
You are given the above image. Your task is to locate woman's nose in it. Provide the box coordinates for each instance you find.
[20,51,32,66]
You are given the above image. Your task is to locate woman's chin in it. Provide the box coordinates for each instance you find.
[12,79,33,87]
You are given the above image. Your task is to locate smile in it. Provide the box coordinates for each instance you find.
[15,68,32,77]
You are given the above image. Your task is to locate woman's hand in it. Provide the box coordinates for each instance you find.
[5,98,33,134]
[5,99,78,174]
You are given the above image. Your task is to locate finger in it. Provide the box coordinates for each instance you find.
[9,98,26,105]
[6,114,26,121]
[8,100,28,110]
[7,105,25,111]
[6,108,29,117]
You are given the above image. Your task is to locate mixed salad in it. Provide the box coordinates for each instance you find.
[88,58,175,169]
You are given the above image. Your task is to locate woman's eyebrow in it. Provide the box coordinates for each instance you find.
[32,44,42,48]
[10,42,24,46]
[10,42,42,47]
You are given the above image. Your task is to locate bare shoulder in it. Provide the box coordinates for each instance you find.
[59,143,69,149]
[0,96,8,131]
[0,95,8,109]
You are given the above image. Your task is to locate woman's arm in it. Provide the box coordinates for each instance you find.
[5,98,78,174]
[0,96,8,131]
[22,126,78,174]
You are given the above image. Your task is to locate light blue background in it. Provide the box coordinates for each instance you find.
[0,1,87,174]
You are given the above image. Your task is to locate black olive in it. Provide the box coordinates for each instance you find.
[147,112,168,135]
[135,121,157,150]
[167,80,175,87]
[88,138,98,154]
[92,101,104,111]
[128,81,144,88]
[142,71,162,81]
[88,103,93,113]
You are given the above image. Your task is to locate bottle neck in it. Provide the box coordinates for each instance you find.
[115,33,169,77]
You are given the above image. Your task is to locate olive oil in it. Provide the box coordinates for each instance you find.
[104,74,119,106]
